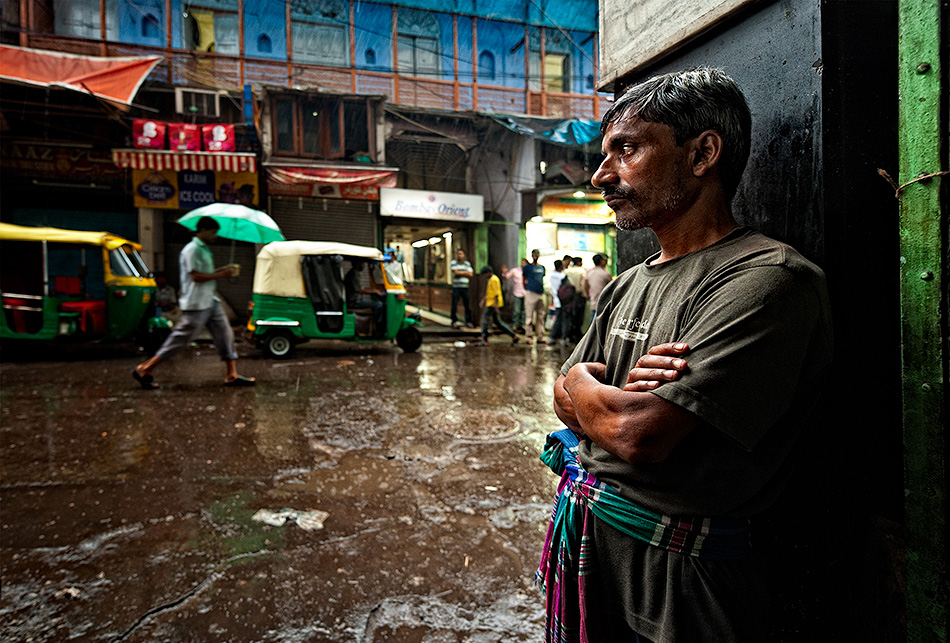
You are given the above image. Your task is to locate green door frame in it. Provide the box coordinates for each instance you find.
[897,0,948,639]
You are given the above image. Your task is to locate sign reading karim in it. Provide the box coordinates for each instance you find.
[379,188,484,223]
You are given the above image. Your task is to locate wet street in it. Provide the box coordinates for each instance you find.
[1,336,570,642]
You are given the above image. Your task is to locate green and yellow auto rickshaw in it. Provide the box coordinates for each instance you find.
[246,240,422,358]
[0,222,171,350]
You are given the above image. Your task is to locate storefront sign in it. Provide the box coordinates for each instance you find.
[266,166,397,201]
[541,199,613,219]
[133,168,258,209]
[379,188,484,223]
[2,142,126,179]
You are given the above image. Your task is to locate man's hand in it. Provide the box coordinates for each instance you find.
[623,343,690,392]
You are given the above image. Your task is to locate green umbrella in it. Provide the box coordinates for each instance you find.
[177,203,285,245]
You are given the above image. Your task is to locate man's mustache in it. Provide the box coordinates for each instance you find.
[602,187,633,199]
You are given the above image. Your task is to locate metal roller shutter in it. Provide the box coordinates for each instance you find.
[269,196,378,247]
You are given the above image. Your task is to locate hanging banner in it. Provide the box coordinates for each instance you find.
[133,168,258,209]
[168,123,201,151]
[133,119,166,149]
[202,124,235,152]
[265,166,397,201]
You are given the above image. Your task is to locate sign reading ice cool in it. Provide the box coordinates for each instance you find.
[379,188,484,223]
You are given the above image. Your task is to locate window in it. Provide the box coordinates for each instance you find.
[365,49,376,66]
[272,95,376,161]
[183,1,239,54]
[291,0,349,67]
[543,53,569,93]
[273,95,344,159]
[142,14,160,39]
[257,33,272,53]
[478,51,496,81]
[397,8,440,79]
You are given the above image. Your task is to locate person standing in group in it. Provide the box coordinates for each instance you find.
[132,216,255,390]
[584,253,613,315]
[502,259,527,332]
[521,249,548,344]
[449,249,474,328]
[475,266,519,346]
[538,68,832,643]
[547,259,568,344]
[563,256,586,342]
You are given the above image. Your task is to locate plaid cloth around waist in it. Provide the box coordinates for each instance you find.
[537,429,750,565]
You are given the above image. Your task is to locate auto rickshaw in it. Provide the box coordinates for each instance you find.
[246,240,422,358]
[0,222,171,350]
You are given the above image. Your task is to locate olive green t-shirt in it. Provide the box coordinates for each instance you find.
[559,227,833,641]
[562,227,833,516]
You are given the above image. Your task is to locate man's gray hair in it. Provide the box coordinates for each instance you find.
[602,67,752,200]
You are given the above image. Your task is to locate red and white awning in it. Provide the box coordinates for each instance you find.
[112,149,257,173]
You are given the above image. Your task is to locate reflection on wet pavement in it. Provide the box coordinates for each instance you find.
[1,339,572,641]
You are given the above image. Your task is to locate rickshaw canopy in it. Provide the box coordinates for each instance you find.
[0,222,141,251]
[253,240,385,299]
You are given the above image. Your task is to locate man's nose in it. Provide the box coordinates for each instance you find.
[591,157,615,188]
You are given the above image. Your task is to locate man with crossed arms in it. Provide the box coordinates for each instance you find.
[537,68,833,642]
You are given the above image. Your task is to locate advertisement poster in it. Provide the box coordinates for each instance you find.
[132,119,166,149]
[168,123,201,151]
[202,124,235,152]
[133,169,258,209]
[134,170,179,208]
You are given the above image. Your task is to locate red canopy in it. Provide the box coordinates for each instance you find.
[0,45,161,109]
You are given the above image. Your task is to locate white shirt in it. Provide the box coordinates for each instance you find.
[178,236,218,311]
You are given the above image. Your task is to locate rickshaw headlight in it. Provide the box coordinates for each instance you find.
[114,289,128,298]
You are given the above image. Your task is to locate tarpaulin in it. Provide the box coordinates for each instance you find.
[487,114,601,146]
[0,45,160,110]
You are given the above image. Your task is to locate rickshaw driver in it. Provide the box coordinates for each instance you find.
[344,260,385,331]
[132,216,255,389]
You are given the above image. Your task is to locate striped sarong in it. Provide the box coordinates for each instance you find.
[535,429,751,643]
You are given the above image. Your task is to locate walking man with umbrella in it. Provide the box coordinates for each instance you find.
[132,216,255,389]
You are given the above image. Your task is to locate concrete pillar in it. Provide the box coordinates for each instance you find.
[137,208,164,273]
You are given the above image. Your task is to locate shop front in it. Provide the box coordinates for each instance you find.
[112,148,260,316]
[379,188,485,316]
[263,162,398,247]
[526,192,616,276]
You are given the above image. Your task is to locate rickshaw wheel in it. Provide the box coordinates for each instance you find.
[263,330,296,359]
[396,326,422,353]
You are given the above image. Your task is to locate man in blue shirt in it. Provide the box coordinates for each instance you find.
[132,216,255,389]
[522,248,548,344]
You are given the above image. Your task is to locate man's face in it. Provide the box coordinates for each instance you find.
[531,250,540,263]
[592,115,695,231]
[456,250,465,261]
[197,228,219,243]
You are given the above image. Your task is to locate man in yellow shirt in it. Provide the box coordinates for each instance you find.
[476,266,519,346]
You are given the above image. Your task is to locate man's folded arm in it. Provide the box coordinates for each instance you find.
[557,364,700,464]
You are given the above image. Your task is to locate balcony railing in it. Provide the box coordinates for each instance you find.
[23,34,609,120]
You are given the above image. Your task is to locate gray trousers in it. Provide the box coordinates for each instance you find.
[155,301,237,362]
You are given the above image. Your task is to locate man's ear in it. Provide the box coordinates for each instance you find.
[689,130,723,178]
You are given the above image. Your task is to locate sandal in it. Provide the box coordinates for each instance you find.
[225,375,256,387]
[132,369,159,390]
